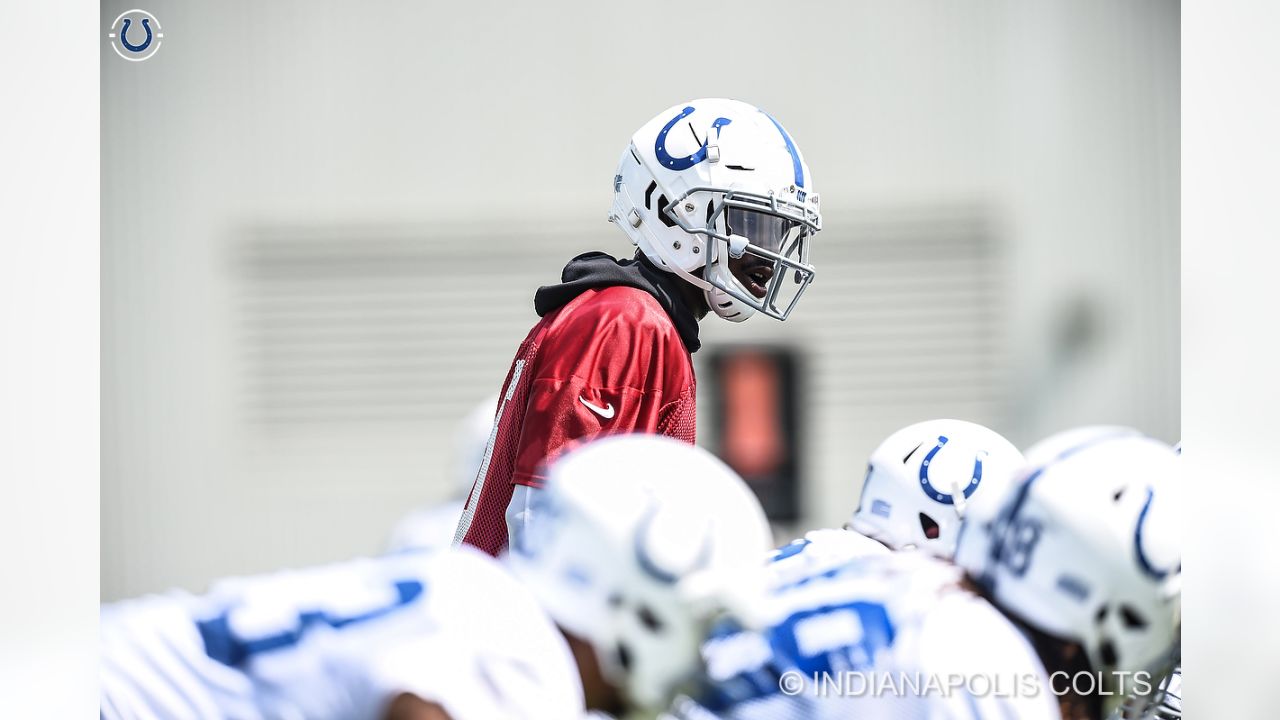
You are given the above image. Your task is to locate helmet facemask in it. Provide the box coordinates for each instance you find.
[661,186,818,322]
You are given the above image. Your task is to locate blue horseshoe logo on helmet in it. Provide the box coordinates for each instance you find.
[120,17,153,53]
[634,502,713,584]
[1134,487,1178,581]
[918,436,983,505]
[654,106,732,171]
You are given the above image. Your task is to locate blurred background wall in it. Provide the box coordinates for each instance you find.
[102,0,1179,600]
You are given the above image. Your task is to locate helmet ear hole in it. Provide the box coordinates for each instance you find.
[656,195,677,228]
[919,513,941,540]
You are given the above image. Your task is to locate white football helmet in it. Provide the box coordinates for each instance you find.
[954,432,1182,712]
[1022,425,1143,468]
[847,419,1025,559]
[505,434,773,714]
[610,98,822,322]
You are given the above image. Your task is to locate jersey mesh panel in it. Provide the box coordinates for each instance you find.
[656,384,698,444]
[458,338,538,556]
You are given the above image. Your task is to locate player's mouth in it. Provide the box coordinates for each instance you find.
[742,265,773,298]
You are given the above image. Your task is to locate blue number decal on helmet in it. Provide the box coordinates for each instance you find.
[997,516,1043,578]
[654,106,732,171]
[918,436,983,505]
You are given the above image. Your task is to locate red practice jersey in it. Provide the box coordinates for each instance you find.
[453,286,697,556]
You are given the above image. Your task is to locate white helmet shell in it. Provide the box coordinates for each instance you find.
[1021,425,1143,468]
[505,434,773,713]
[954,431,1182,706]
[610,98,822,322]
[848,419,1025,559]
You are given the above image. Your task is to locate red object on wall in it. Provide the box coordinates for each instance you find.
[721,351,784,477]
[707,346,801,521]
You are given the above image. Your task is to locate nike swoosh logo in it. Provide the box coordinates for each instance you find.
[579,396,615,419]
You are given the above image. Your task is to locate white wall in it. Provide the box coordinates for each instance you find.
[102,0,1178,599]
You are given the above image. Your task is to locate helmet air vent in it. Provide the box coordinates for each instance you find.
[919,513,941,540]
[1120,605,1148,630]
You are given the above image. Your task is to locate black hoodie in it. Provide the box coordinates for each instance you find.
[532,251,702,353]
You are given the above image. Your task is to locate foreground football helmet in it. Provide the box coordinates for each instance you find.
[610,98,822,322]
[1021,425,1143,467]
[954,431,1182,713]
[848,419,1025,559]
[506,434,773,714]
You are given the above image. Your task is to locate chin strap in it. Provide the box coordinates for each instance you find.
[704,254,755,323]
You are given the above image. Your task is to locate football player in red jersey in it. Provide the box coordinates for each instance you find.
[454,98,824,556]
